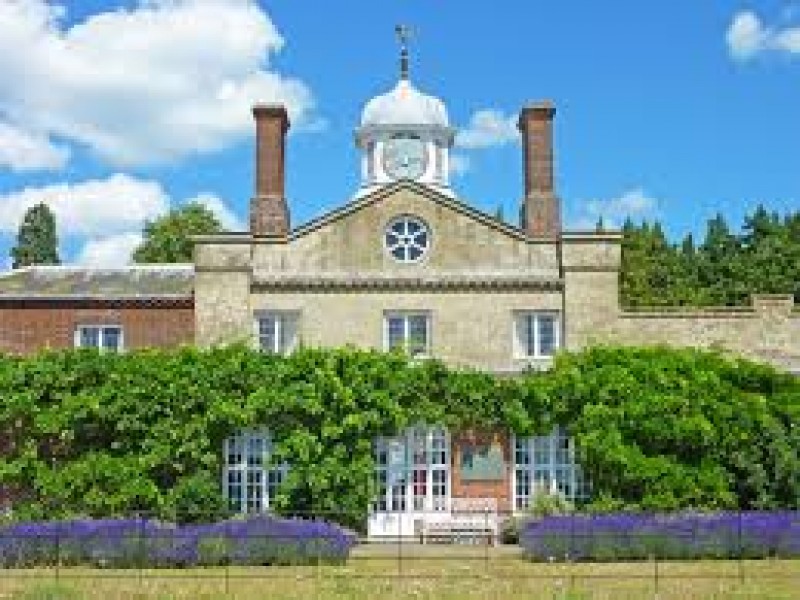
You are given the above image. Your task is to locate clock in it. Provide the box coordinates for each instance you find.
[383,135,427,180]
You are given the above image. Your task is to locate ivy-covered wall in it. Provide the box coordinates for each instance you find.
[0,345,797,528]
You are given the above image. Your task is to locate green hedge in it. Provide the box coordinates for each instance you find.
[0,345,797,527]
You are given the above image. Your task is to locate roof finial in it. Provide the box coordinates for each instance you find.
[395,24,411,80]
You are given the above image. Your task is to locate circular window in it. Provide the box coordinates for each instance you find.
[384,215,430,263]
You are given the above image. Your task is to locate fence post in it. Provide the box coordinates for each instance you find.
[225,516,230,596]
[569,513,575,593]
[738,510,744,584]
[138,513,145,587]
[55,522,60,583]
[397,512,403,578]
[484,504,489,574]
[653,552,659,596]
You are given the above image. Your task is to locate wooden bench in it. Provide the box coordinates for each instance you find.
[420,498,498,545]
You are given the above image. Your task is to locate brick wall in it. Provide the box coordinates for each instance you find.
[0,299,194,354]
[451,430,512,512]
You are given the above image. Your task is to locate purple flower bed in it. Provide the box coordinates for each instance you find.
[0,515,356,567]
[520,512,800,561]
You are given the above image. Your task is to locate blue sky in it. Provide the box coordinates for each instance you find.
[0,0,798,266]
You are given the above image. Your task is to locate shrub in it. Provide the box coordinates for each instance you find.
[520,511,800,561]
[0,516,356,568]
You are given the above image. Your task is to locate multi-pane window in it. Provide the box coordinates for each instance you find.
[374,426,449,513]
[75,326,123,353]
[256,312,299,355]
[514,312,560,358]
[384,312,430,357]
[513,427,589,511]
[223,430,288,513]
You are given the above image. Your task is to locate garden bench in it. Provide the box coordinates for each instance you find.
[420,498,498,545]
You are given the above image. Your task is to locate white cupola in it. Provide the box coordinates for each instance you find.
[354,26,455,197]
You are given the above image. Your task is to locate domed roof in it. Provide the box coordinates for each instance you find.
[361,79,449,128]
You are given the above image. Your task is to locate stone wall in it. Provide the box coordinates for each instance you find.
[610,297,800,371]
[194,239,252,346]
[250,288,563,372]
[561,231,800,372]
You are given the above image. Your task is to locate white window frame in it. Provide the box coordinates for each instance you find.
[511,427,589,513]
[223,429,289,514]
[74,325,124,353]
[383,311,431,358]
[513,311,561,359]
[254,311,300,355]
[374,426,450,514]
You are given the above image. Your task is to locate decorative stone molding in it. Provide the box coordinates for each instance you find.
[251,273,563,291]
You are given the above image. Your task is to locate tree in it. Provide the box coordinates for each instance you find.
[133,203,223,263]
[620,207,800,307]
[493,204,505,223]
[10,203,60,268]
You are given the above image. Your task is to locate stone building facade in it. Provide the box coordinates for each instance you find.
[0,53,797,538]
[190,66,797,537]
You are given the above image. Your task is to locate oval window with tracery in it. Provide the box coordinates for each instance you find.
[384,215,430,263]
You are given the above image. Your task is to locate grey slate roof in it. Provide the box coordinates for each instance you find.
[0,265,194,299]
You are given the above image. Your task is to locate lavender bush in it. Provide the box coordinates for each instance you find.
[0,515,356,568]
[520,512,800,561]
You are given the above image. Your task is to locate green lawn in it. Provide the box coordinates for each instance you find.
[1,549,798,600]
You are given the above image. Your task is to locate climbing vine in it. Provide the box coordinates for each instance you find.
[0,345,796,529]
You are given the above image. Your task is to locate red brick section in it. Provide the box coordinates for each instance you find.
[0,299,194,354]
[451,430,512,513]
[250,104,290,237]
[518,101,561,238]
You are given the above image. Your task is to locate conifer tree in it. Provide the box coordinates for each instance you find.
[10,203,60,268]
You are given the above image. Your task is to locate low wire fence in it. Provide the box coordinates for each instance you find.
[0,509,798,598]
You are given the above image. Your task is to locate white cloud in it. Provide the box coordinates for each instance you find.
[0,173,241,265]
[572,188,659,230]
[448,154,471,177]
[727,10,800,60]
[188,192,245,231]
[0,174,169,236]
[0,122,69,172]
[75,232,143,267]
[455,110,518,149]
[0,0,315,166]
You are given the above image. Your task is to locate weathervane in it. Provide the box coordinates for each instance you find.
[395,24,412,80]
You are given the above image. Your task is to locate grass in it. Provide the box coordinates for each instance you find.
[0,547,797,599]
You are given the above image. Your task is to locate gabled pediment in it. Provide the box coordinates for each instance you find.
[290,180,529,242]
[251,180,560,279]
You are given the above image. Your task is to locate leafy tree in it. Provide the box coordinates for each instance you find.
[10,203,60,268]
[133,203,223,264]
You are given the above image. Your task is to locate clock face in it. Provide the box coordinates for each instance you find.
[383,135,427,180]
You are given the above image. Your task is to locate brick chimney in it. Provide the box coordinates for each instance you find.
[518,101,561,238]
[250,104,290,236]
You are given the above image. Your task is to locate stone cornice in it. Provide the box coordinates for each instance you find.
[561,230,624,242]
[251,273,563,291]
[620,308,756,319]
[562,266,619,273]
